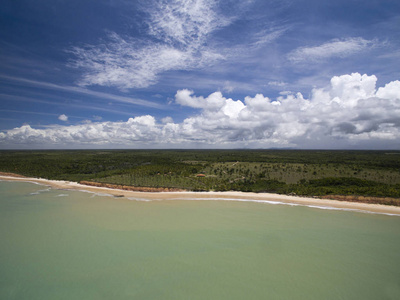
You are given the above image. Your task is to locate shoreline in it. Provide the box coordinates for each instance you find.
[1,174,400,216]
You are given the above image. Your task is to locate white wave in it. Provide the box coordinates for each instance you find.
[126,196,399,217]
[30,188,51,195]
[71,189,115,198]
[127,197,152,202]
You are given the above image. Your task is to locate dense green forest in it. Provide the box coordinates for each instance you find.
[1,150,399,204]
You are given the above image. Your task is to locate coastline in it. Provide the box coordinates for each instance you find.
[1,173,400,216]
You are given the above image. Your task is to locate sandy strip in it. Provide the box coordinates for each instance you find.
[1,174,400,216]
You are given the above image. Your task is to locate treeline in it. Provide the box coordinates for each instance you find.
[221,177,400,198]
[0,150,399,204]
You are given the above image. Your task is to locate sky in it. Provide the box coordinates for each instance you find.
[0,0,399,149]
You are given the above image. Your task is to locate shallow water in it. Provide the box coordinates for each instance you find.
[1,181,400,300]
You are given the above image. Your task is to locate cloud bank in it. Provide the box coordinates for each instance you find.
[1,73,399,149]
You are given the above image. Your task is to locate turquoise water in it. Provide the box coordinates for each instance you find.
[1,181,400,300]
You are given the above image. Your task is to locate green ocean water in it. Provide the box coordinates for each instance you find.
[0,181,400,300]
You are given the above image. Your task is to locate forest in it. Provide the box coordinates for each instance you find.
[0,150,399,205]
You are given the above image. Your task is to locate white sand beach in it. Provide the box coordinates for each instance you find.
[1,174,400,216]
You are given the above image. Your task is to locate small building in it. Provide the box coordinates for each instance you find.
[196,174,206,177]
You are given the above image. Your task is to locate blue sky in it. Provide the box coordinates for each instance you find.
[0,0,399,149]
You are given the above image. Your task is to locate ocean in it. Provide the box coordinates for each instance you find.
[1,180,399,300]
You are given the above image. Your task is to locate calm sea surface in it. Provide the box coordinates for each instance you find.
[1,181,400,300]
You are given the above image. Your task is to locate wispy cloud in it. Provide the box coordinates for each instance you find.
[70,33,224,90]
[67,1,292,92]
[379,50,400,59]
[268,81,287,88]
[251,27,288,48]
[0,92,144,118]
[145,0,230,47]
[0,93,59,106]
[288,38,377,63]
[70,0,233,90]
[0,75,163,108]
[0,109,63,117]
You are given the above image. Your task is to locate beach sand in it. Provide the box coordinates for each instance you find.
[1,174,399,216]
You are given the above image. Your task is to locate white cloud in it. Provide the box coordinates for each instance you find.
[0,116,162,147]
[161,116,174,124]
[58,114,68,122]
[376,80,400,100]
[175,89,228,109]
[268,81,287,87]
[1,73,400,149]
[288,38,377,63]
[71,0,230,90]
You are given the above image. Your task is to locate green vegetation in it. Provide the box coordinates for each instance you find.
[0,150,399,204]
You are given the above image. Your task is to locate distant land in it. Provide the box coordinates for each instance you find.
[0,150,399,206]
